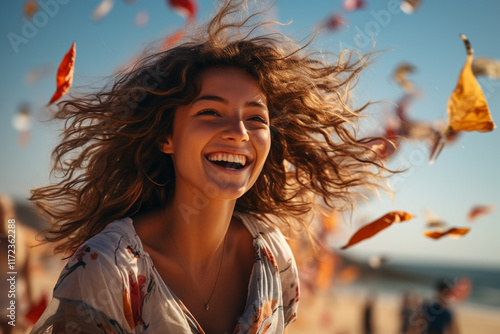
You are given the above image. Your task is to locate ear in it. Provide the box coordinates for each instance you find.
[160,138,174,154]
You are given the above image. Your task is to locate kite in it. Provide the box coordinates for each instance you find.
[468,204,494,222]
[430,35,496,163]
[423,227,470,240]
[472,57,500,80]
[341,211,415,249]
[48,42,76,105]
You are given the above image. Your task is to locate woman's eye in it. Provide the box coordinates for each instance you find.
[197,109,220,116]
[249,116,268,124]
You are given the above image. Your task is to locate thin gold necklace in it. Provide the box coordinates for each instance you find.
[170,232,226,311]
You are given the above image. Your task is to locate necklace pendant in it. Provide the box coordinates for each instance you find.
[205,303,209,311]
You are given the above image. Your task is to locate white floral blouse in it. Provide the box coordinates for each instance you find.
[31,213,299,334]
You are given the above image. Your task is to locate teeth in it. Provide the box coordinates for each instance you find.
[208,153,247,166]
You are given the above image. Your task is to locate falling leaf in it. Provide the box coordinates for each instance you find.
[423,227,470,240]
[12,103,32,146]
[319,208,339,232]
[24,0,38,18]
[315,254,336,290]
[92,0,114,22]
[25,294,48,325]
[134,10,150,28]
[48,42,76,105]
[337,265,360,284]
[430,35,496,163]
[322,12,346,32]
[400,0,422,14]
[449,277,472,302]
[468,204,494,222]
[365,127,400,161]
[26,63,54,85]
[393,63,417,92]
[342,0,366,12]
[472,57,500,80]
[423,209,447,229]
[167,0,197,22]
[341,211,415,249]
[161,29,185,50]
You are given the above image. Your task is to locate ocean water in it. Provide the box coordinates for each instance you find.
[341,261,500,309]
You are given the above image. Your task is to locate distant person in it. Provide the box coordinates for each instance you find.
[362,292,376,334]
[417,279,460,334]
[400,291,416,334]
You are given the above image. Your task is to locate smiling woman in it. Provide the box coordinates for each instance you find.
[29,0,390,333]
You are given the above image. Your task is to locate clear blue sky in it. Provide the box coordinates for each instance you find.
[1,0,499,268]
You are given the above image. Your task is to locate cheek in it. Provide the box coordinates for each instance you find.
[256,131,272,162]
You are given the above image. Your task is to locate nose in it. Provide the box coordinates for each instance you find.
[221,116,249,142]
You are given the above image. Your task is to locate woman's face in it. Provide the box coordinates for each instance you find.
[161,67,271,201]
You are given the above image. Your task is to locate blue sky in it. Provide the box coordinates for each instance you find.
[1,0,499,268]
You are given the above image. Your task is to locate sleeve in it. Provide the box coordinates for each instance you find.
[262,226,300,327]
[30,238,133,334]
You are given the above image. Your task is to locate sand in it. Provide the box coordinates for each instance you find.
[288,289,500,334]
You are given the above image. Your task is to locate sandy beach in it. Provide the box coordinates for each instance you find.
[288,289,500,334]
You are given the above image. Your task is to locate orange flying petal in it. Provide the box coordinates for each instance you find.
[468,204,494,222]
[315,254,336,290]
[48,42,76,105]
[341,211,415,250]
[167,0,197,22]
[431,35,496,163]
[24,0,38,18]
[337,265,360,285]
[449,276,472,302]
[161,29,185,50]
[423,227,470,240]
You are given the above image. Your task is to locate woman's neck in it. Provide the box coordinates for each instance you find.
[134,185,237,272]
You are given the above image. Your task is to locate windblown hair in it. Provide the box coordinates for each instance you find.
[31,0,390,255]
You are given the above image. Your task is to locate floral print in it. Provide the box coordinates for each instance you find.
[31,214,299,334]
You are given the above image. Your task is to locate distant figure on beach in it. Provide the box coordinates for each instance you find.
[417,279,460,334]
[362,292,376,334]
[400,291,417,334]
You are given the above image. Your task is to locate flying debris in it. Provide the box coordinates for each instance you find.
[430,35,496,163]
[400,0,422,14]
[341,211,415,249]
[472,57,500,80]
[423,227,470,240]
[92,0,114,22]
[48,42,76,105]
[468,204,494,222]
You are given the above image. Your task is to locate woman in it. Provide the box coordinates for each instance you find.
[30,1,389,333]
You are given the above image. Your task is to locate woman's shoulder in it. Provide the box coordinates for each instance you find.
[64,217,142,274]
[235,212,295,270]
[77,217,138,253]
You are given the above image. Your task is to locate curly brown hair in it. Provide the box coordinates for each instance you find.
[31,0,390,255]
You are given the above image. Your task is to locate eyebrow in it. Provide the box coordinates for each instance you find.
[192,95,267,110]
